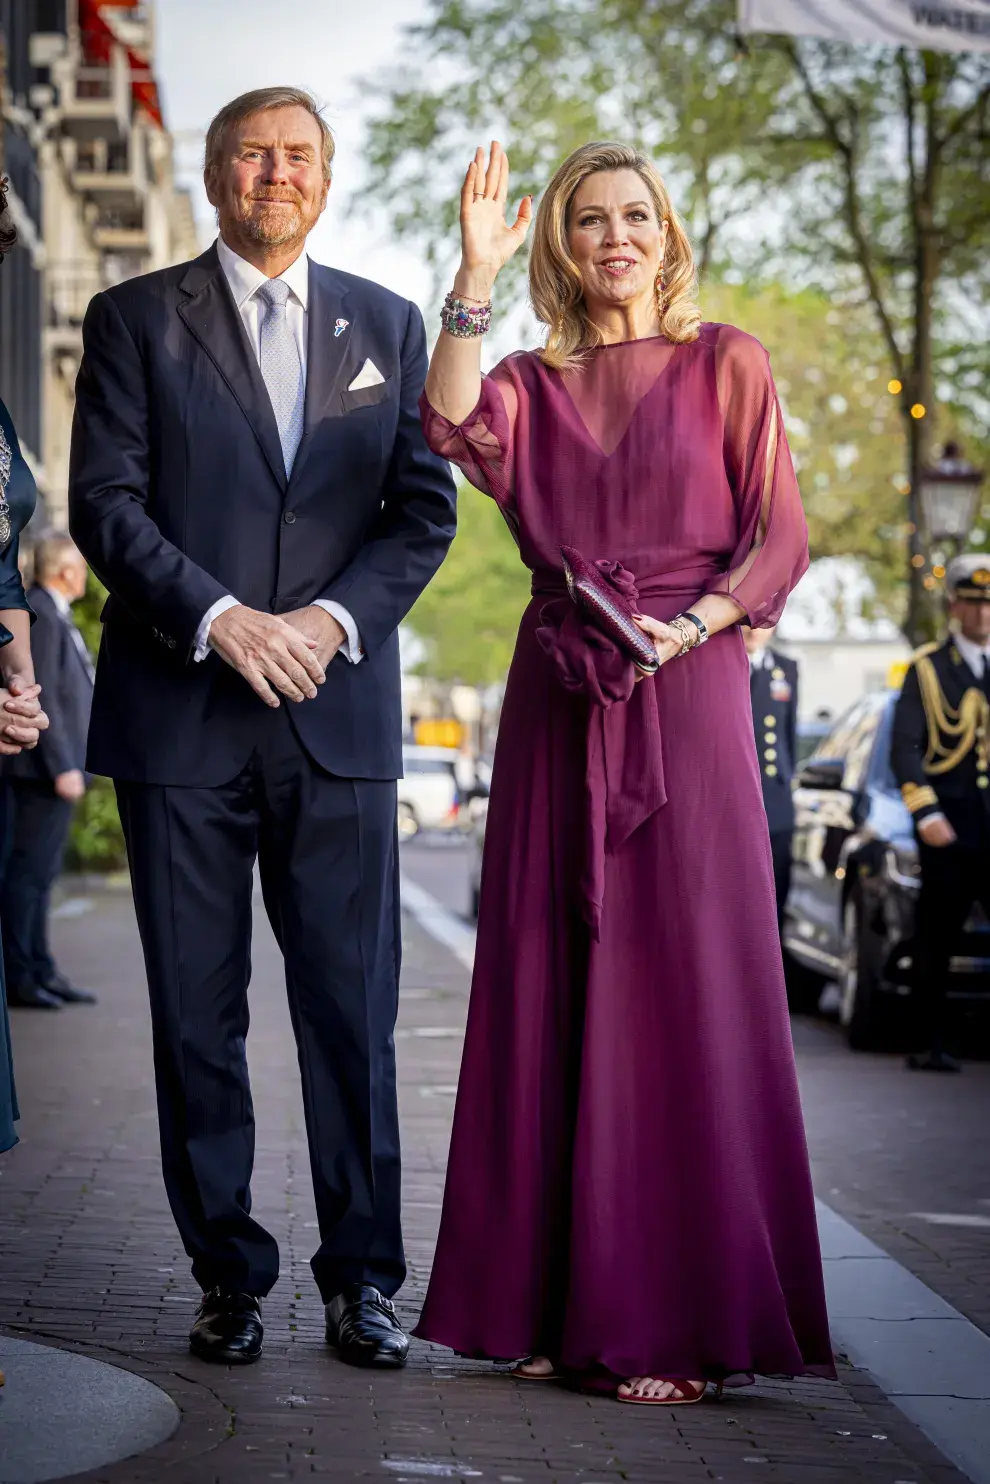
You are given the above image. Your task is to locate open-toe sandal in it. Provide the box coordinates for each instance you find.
[617,1378,713,1406]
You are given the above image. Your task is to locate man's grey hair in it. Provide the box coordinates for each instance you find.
[34,531,84,582]
[204,87,335,191]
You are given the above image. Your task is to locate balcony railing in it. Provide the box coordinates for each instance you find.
[59,47,131,141]
[73,68,114,101]
[72,136,148,203]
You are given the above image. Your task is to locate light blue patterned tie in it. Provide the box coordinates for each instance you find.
[257,278,305,477]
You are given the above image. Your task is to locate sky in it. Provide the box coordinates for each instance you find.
[154,0,434,306]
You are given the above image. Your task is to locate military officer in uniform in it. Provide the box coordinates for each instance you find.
[891,553,990,1072]
[743,626,800,929]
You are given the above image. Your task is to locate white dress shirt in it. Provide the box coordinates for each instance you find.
[192,236,362,664]
[44,584,96,683]
[953,629,990,680]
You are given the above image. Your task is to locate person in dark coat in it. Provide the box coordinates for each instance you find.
[2,533,95,1008]
[68,89,456,1368]
[891,553,990,1072]
[743,626,799,928]
[0,175,51,1151]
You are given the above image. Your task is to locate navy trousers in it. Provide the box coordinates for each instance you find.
[0,782,74,990]
[769,830,793,933]
[115,705,403,1302]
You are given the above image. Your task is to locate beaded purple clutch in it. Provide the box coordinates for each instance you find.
[560,546,659,675]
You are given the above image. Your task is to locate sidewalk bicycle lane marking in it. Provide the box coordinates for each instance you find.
[399,875,476,972]
[400,873,990,1484]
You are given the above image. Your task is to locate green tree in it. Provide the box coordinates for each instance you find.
[703,279,908,615]
[363,0,990,633]
[364,0,788,286]
[66,570,126,872]
[759,36,990,637]
[406,479,531,684]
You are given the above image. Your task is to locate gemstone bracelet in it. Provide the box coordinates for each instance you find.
[441,292,492,338]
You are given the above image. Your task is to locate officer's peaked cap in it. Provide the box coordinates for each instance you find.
[946,554,990,599]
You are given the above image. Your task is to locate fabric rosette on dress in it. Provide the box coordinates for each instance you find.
[535,557,665,939]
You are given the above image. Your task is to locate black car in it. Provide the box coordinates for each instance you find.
[784,689,990,1048]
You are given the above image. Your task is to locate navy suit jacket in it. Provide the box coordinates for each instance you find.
[749,649,799,835]
[68,245,456,785]
[3,585,93,784]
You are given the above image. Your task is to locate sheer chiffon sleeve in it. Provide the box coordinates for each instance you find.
[707,326,809,627]
[419,356,521,508]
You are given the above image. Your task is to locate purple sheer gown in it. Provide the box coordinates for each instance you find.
[415,324,834,1388]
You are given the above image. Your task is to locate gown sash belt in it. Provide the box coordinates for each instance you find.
[532,559,703,940]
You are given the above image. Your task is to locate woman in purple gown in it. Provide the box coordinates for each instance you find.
[414,140,834,1404]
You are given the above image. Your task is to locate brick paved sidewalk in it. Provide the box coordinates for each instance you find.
[0,884,967,1484]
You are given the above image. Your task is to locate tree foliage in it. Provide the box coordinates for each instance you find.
[67,571,127,871]
[405,479,531,685]
[703,280,908,613]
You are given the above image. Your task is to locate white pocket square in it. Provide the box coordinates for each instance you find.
[347,359,386,392]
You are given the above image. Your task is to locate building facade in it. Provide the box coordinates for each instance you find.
[0,0,198,525]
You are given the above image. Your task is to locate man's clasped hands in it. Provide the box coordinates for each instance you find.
[208,603,347,709]
[0,673,48,757]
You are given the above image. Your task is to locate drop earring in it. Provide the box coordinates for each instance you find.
[656,258,666,318]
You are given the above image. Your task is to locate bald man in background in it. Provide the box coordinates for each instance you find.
[1,533,96,1008]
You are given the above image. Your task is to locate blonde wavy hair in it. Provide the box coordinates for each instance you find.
[529,142,701,371]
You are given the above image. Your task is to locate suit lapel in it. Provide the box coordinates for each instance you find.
[176,246,287,490]
[289,263,355,487]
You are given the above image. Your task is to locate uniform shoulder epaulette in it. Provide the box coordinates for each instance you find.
[909,641,940,663]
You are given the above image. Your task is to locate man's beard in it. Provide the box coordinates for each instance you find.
[239,194,315,248]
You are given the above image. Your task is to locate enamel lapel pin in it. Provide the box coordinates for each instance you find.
[334,318,349,338]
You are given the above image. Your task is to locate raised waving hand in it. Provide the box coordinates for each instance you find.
[425,142,532,427]
[458,142,532,292]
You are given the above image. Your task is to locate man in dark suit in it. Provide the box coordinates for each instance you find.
[69,88,456,1368]
[742,626,800,929]
[2,533,96,1009]
[891,553,990,1073]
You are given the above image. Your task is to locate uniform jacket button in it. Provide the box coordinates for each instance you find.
[284,510,297,524]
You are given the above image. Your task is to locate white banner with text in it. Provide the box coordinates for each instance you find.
[738,0,990,52]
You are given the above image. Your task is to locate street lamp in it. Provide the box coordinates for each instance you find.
[919,441,985,547]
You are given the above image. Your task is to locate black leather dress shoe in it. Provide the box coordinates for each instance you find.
[326,1283,409,1368]
[6,982,62,1009]
[40,972,98,1005]
[189,1289,263,1364]
[907,1048,961,1072]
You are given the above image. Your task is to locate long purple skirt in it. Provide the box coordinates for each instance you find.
[414,595,834,1386]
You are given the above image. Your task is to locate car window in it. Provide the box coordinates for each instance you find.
[842,702,884,792]
[811,701,870,763]
[867,699,899,793]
